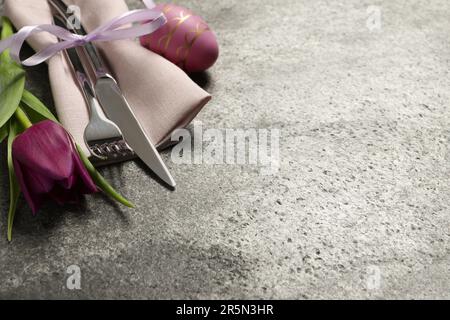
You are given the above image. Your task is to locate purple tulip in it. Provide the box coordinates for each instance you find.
[12,120,98,214]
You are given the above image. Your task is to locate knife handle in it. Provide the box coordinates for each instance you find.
[53,16,107,137]
[82,43,110,79]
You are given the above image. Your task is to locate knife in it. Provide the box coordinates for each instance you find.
[48,0,176,188]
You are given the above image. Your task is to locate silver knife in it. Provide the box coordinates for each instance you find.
[48,0,176,188]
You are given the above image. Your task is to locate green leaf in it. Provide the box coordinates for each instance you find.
[0,17,14,37]
[0,124,7,143]
[76,144,135,208]
[21,90,59,123]
[0,63,25,129]
[7,119,22,241]
[1,17,15,62]
[0,19,26,129]
[1,17,14,39]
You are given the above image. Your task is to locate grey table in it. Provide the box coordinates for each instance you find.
[0,0,449,299]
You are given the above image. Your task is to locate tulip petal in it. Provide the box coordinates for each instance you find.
[12,157,42,214]
[12,120,98,214]
[49,185,81,205]
[71,147,98,194]
[12,121,76,181]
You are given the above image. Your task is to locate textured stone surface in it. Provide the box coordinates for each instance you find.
[0,0,449,299]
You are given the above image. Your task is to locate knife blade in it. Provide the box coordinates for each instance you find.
[48,0,176,188]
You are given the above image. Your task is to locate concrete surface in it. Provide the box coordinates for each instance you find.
[0,0,449,299]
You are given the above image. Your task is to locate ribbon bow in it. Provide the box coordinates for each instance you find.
[0,5,166,67]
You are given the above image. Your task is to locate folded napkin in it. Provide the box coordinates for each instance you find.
[4,0,211,156]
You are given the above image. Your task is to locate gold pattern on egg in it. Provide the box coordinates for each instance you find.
[175,22,210,70]
[162,4,173,14]
[157,11,192,53]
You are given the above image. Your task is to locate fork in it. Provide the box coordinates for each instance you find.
[77,71,134,162]
[53,15,135,165]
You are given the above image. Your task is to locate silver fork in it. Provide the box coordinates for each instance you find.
[53,15,135,164]
[78,71,134,162]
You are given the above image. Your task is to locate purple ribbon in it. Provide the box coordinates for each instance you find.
[0,7,166,67]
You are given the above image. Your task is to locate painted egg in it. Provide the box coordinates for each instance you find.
[140,3,219,73]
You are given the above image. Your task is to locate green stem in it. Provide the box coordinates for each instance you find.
[14,107,32,129]
[76,144,135,208]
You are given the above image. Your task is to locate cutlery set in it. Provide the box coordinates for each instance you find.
[48,0,176,188]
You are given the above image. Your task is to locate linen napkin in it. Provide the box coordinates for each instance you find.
[4,0,211,156]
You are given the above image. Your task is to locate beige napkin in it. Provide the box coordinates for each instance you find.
[4,0,211,156]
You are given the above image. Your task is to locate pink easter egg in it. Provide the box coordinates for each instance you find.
[140,3,219,73]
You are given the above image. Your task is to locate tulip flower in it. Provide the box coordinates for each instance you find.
[12,120,98,214]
